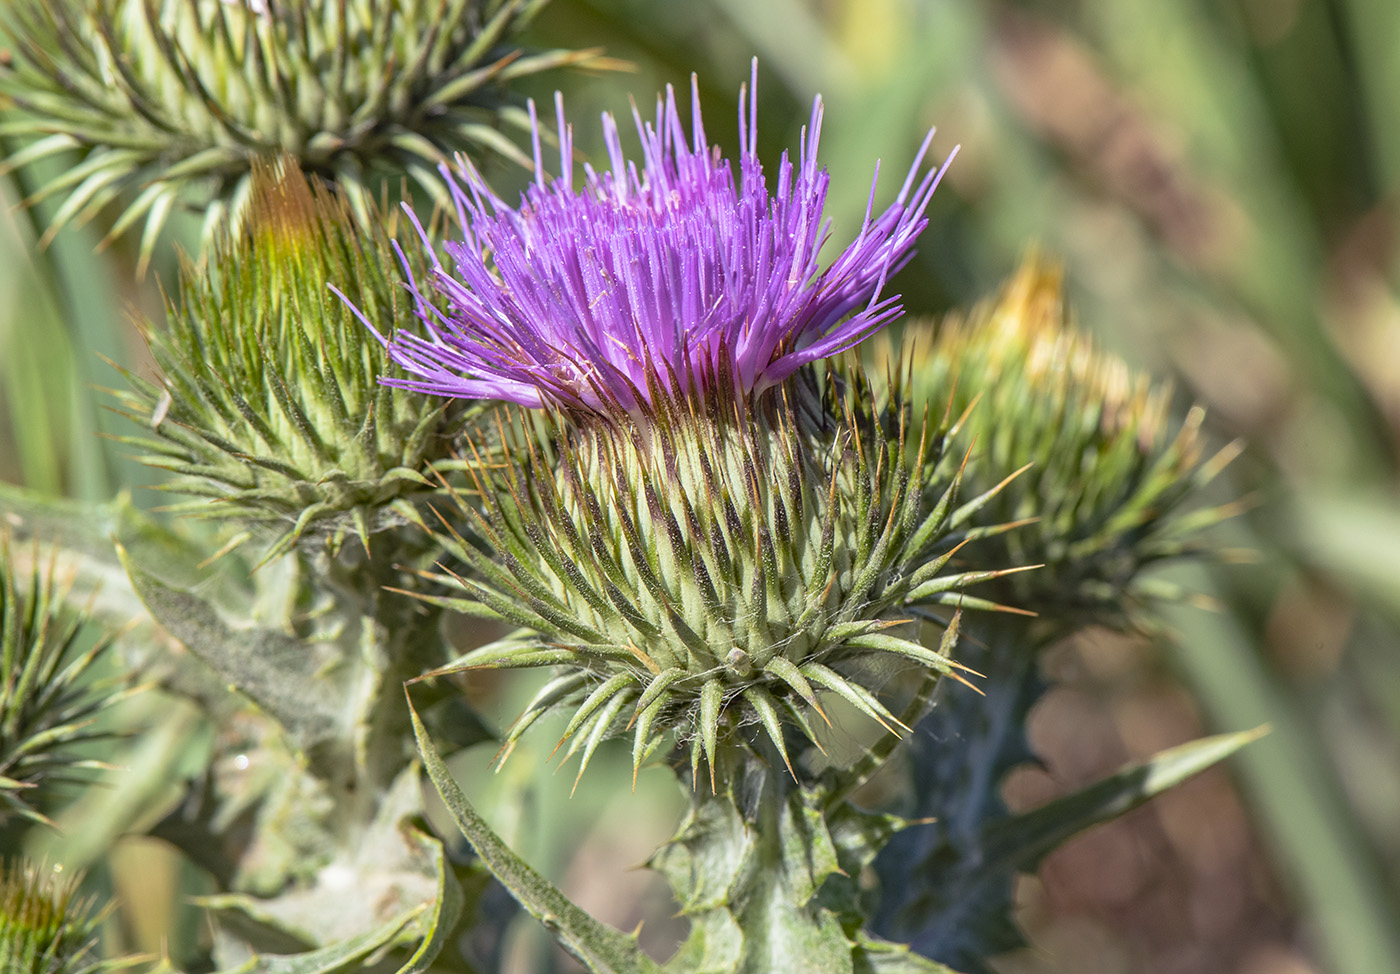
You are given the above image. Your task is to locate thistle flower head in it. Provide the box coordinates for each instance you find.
[0,0,596,269]
[371,64,955,414]
[110,158,462,561]
[887,256,1242,629]
[419,360,1019,790]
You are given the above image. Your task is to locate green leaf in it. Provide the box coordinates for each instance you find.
[407,692,661,974]
[394,826,465,974]
[0,482,193,627]
[818,803,906,927]
[850,934,964,974]
[224,912,419,974]
[197,768,462,970]
[660,910,742,974]
[648,786,750,917]
[781,795,844,907]
[652,773,861,974]
[118,545,344,761]
[881,727,1266,969]
[980,726,1268,870]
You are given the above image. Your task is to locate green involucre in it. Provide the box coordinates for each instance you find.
[0,861,106,974]
[0,540,128,829]
[109,159,464,561]
[418,361,1021,789]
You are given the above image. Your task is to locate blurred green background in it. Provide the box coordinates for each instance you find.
[6,0,1400,972]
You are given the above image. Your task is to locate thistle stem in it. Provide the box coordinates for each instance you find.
[309,534,451,817]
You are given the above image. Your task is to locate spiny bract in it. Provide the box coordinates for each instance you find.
[110,158,463,562]
[418,361,1022,790]
[1,540,130,829]
[883,256,1241,631]
[0,0,597,269]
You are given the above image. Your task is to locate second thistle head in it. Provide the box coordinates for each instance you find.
[112,158,464,562]
[885,257,1243,632]
[367,68,1024,790]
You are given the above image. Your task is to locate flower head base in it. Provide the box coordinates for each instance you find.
[0,861,104,974]
[417,361,1022,790]
[373,66,955,414]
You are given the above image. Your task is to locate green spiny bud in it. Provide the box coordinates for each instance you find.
[884,255,1241,631]
[110,157,464,562]
[419,360,1022,791]
[0,862,106,974]
[0,0,600,270]
[1,540,130,829]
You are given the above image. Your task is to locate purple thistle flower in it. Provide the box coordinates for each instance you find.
[363,63,956,413]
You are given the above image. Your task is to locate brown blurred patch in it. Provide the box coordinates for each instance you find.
[1323,203,1400,454]
[989,7,1247,273]
[996,633,1310,974]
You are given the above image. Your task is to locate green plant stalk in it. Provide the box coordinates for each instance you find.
[314,531,462,806]
[105,511,492,965]
[409,693,661,974]
[869,620,1049,968]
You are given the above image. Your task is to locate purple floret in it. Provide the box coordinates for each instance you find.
[363,62,956,413]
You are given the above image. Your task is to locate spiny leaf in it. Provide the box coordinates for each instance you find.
[742,685,796,780]
[799,663,906,736]
[982,726,1269,871]
[763,657,829,726]
[407,693,661,974]
[0,537,133,827]
[118,545,342,762]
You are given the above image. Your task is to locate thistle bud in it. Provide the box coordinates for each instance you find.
[0,862,104,974]
[110,158,462,561]
[887,256,1241,630]
[0,0,596,268]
